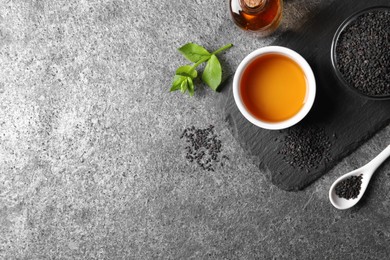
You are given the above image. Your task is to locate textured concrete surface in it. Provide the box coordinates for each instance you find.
[0,0,389,259]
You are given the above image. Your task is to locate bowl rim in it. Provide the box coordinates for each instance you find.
[233,46,316,130]
[330,6,390,100]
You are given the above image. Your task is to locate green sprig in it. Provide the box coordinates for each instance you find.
[170,43,233,96]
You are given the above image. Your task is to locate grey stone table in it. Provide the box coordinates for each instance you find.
[0,0,389,259]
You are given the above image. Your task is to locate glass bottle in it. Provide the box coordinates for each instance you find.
[229,0,283,36]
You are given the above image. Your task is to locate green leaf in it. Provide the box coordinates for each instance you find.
[170,43,233,96]
[176,65,197,79]
[201,54,222,91]
[180,79,188,93]
[170,75,186,92]
[178,43,211,63]
[187,77,194,96]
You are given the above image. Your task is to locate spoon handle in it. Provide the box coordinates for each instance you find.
[365,145,390,173]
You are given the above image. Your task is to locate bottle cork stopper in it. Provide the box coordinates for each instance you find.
[244,0,264,8]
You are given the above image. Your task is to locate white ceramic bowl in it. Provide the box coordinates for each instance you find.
[233,46,316,130]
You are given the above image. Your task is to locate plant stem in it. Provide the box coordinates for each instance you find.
[192,43,233,69]
[212,43,233,55]
[192,56,209,69]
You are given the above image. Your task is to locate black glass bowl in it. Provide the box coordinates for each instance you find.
[331,6,390,100]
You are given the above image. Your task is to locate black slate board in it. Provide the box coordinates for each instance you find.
[221,0,390,191]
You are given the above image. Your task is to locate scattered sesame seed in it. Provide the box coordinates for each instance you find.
[278,125,331,171]
[181,125,228,171]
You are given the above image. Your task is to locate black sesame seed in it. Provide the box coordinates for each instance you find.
[335,175,363,199]
[180,125,228,171]
[336,9,390,97]
[278,125,331,171]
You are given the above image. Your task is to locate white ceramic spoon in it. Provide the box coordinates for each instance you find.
[329,145,390,210]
